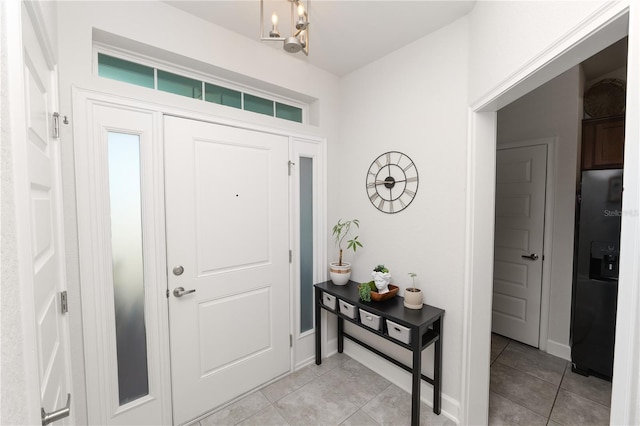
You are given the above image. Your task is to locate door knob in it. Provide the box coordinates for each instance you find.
[173,265,184,276]
[173,286,196,297]
[522,253,539,261]
[42,393,71,425]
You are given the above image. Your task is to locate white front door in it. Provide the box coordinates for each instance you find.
[165,116,291,424]
[21,3,74,424]
[492,144,547,347]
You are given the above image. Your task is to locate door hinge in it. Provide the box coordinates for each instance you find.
[290,334,293,347]
[60,291,68,314]
[166,289,170,298]
[289,250,292,263]
[52,112,69,139]
[288,160,295,176]
[52,112,60,139]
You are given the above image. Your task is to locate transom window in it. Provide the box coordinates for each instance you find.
[96,52,304,124]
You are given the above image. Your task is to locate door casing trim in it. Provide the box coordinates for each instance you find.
[72,87,327,422]
[461,3,635,424]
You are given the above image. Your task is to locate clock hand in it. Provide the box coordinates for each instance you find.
[374,178,407,185]
[386,177,417,184]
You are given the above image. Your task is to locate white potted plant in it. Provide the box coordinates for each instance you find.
[404,272,423,309]
[371,264,391,294]
[329,219,363,285]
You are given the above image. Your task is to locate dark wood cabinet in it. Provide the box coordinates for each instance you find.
[581,115,625,170]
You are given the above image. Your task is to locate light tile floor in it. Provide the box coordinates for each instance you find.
[489,333,612,426]
[196,337,612,426]
[197,353,455,426]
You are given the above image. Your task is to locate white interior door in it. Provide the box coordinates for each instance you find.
[21,4,74,424]
[492,144,547,347]
[165,116,291,424]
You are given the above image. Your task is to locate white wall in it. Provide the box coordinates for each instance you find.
[0,3,30,424]
[334,17,469,419]
[56,1,340,423]
[468,1,610,103]
[497,65,583,358]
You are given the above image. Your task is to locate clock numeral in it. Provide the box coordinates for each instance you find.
[369,192,379,203]
[406,176,418,183]
[378,198,385,211]
[404,189,416,197]
[399,198,407,209]
[374,159,383,169]
[403,163,415,172]
[389,201,395,213]
[385,152,391,165]
[366,182,376,188]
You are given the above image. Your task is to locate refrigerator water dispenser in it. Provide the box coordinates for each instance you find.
[589,241,619,280]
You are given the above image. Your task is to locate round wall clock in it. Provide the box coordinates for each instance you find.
[366,151,419,214]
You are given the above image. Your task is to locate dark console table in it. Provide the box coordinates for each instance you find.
[314,281,444,426]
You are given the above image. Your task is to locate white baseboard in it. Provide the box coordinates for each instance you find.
[295,339,339,371]
[343,341,460,424]
[546,339,571,361]
[295,356,315,371]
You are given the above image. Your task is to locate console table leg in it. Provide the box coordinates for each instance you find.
[411,327,421,426]
[434,319,442,414]
[338,317,344,353]
[315,287,322,365]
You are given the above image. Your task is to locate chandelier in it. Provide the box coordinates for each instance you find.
[260,0,309,56]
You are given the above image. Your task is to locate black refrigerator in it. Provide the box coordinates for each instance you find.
[571,168,623,379]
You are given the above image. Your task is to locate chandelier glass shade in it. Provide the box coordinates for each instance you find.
[260,0,309,56]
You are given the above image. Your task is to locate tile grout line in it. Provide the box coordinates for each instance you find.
[493,342,568,388]
[493,357,565,389]
[546,362,568,425]
[491,337,512,366]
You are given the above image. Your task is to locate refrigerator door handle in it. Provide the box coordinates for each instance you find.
[522,253,539,261]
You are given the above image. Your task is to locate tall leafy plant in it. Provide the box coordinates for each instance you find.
[332,219,363,266]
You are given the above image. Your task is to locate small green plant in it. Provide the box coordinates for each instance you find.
[408,272,418,291]
[332,219,363,266]
[359,281,375,302]
[373,264,389,273]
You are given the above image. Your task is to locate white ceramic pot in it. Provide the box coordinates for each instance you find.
[404,288,423,309]
[329,262,351,285]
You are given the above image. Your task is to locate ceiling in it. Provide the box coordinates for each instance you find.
[581,37,628,82]
[165,1,477,77]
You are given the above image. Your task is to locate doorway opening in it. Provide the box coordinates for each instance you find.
[487,38,628,423]
[462,6,636,425]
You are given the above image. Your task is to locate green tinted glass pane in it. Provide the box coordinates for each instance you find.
[276,103,303,123]
[244,94,274,116]
[157,70,202,99]
[204,83,241,109]
[98,53,154,88]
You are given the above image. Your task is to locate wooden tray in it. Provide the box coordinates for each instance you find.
[370,284,399,302]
